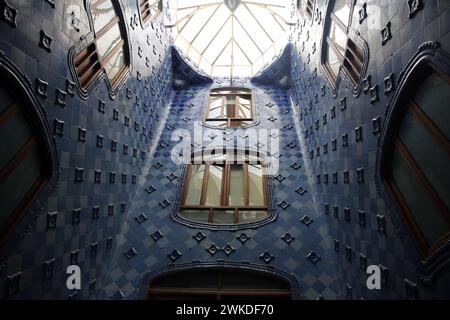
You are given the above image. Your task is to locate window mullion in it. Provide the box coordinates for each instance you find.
[409,101,450,158]
[0,103,18,126]
[244,164,249,206]
[200,164,209,206]
[96,17,120,39]
[0,137,36,184]
[100,40,124,66]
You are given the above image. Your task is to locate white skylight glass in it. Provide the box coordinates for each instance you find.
[167,0,291,78]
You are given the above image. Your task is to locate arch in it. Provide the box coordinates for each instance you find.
[171,148,277,231]
[376,42,450,282]
[0,51,59,246]
[138,261,301,300]
[68,0,133,100]
[319,0,369,97]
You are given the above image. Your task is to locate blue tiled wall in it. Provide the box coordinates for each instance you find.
[1,0,450,300]
[288,0,450,299]
[0,0,172,299]
[100,64,343,299]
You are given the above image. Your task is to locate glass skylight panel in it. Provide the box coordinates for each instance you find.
[168,0,290,78]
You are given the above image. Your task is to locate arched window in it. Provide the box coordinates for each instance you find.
[138,0,163,27]
[383,70,450,258]
[72,0,130,95]
[204,88,254,128]
[176,150,271,228]
[0,79,52,244]
[297,0,315,20]
[321,0,366,89]
[148,268,292,300]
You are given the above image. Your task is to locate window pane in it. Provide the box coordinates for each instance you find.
[332,0,351,27]
[97,23,122,59]
[184,165,205,205]
[238,210,267,223]
[212,210,234,224]
[237,97,252,119]
[91,0,117,33]
[208,97,226,119]
[180,210,209,223]
[0,110,33,169]
[414,73,450,139]
[0,146,42,230]
[329,19,347,56]
[391,149,449,247]
[229,165,244,205]
[325,46,340,79]
[221,270,288,289]
[104,45,125,82]
[399,112,450,211]
[205,165,223,206]
[0,85,13,113]
[248,165,265,206]
[206,120,227,127]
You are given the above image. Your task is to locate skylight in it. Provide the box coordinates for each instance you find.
[167,0,291,79]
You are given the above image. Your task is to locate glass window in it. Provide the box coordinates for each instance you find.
[205,88,254,128]
[385,72,450,257]
[322,0,364,86]
[139,0,163,26]
[180,158,268,225]
[148,269,291,300]
[297,0,315,20]
[73,0,129,90]
[0,83,49,241]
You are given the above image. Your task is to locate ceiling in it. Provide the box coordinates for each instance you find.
[167,0,291,79]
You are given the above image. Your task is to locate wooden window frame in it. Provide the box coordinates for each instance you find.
[73,0,130,92]
[139,0,163,27]
[384,72,450,258]
[322,0,364,89]
[0,95,49,245]
[180,162,269,225]
[205,88,254,128]
[148,269,291,300]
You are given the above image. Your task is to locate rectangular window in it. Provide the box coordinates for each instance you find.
[205,88,253,128]
[181,162,268,225]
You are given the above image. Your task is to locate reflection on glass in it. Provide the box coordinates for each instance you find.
[184,165,205,205]
[105,47,124,82]
[92,0,116,33]
[181,210,209,223]
[229,165,244,205]
[213,210,234,224]
[326,46,340,79]
[205,165,223,206]
[238,210,267,223]
[399,113,450,212]
[333,0,350,27]
[0,111,32,169]
[248,165,264,205]
[97,23,122,59]
[0,147,41,230]
[329,20,347,56]
[414,73,450,139]
[391,149,448,246]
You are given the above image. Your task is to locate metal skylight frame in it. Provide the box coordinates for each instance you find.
[167,0,291,79]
